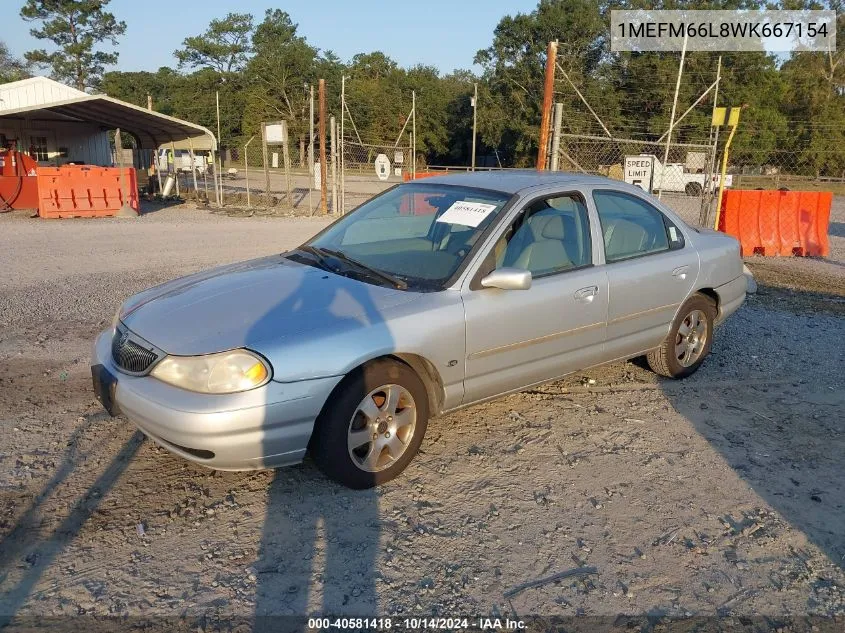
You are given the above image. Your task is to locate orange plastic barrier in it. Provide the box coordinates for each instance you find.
[402,170,446,182]
[399,193,439,216]
[36,165,139,218]
[0,150,39,211]
[718,189,831,257]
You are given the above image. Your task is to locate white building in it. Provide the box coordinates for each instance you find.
[0,76,216,168]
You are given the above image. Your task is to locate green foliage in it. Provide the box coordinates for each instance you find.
[174,12,254,74]
[0,41,31,83]
[20,0,126,90]
[475,0,607,164]
[90,1,845,175]
[241,10,318,140]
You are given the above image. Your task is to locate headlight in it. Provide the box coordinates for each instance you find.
[150,350,271,394]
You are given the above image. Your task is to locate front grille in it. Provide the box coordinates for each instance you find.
[112,329,159,374]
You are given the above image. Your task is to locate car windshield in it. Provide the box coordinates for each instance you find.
[299,183,512,291]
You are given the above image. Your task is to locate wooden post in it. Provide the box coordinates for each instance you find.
[319,79,328,215]
[536,40,558,171]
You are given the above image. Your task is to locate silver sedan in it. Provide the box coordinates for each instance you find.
[92,172,746,488]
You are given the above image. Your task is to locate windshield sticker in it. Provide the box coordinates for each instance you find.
[669,226,678,242]
[435,201,498,228]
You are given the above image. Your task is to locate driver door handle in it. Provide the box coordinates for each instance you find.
[574,286,599,302]
[672,266,690,280]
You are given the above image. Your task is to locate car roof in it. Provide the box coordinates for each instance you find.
[415,170,621,195]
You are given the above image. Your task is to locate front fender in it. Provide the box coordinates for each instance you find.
[255,292,467,411]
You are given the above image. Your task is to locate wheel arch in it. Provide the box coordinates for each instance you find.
[327,352,446,419]
[695,287,719,309]
[385,353,445,417]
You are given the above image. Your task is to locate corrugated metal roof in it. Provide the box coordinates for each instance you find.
[0,77,86,111]
[0,81,216,151]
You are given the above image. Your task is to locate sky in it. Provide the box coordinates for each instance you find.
[1,0,539,75]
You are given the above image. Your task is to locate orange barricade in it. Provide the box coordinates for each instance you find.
[0,150,39,211]
[402,170,446,182]
[36,165,139,218]
[399,192,439,216]
[718,189,832,257]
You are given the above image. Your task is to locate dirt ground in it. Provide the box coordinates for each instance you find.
[0,201,843,631]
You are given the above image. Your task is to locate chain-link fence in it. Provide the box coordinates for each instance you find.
[212,137,334,214]
[554,131,845,229]
[161,131,416,216]
[340,139,413,213]
[556,133,718,226]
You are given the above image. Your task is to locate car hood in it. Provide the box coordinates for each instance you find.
[121,255,418,355]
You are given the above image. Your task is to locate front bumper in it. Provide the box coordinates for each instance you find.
[92,330,343,470]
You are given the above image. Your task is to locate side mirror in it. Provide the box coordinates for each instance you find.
[480,267,532,290]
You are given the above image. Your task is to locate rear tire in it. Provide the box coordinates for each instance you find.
[647,294,715,379]
[309,359,429,489]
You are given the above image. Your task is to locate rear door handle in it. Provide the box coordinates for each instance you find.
[672,266,689,280]
[574,286,599,302]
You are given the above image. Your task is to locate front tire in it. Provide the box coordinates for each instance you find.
[647,294,715,379]
[309,359,429,489]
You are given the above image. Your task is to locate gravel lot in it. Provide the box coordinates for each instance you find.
[0,199,843,630]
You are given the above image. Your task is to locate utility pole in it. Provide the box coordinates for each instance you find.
[536,40,558,171]
[261,122,270,206]
[308,84,314,215]
[471,82,478,171]
[412,90,416,178]
[658,35,688,200]
[701,55,723,226]
[550,103,564,171]
[340,76,346,214]
[216,89,223,206]
[330,115,338,213]
[147,95,153,111]
[318,79,328,215]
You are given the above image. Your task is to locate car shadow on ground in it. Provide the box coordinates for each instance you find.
[254,468,380,630]
[249,257,397,628]
[660,289,845,577]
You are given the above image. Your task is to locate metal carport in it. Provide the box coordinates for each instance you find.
[0,92,220,208]
[0,93,217,151]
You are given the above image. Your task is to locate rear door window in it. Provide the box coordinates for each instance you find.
[592,190,674,263]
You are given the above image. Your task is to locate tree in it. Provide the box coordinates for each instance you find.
[175,13,254,74]
[242,10,319,137]
[100,67,179,115]
[20,0,126,91]
[475,0,607,164]
[0,41,31,83]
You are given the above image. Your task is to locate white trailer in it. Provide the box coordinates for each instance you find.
[624,154,731,196]
[156,148,210,175]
